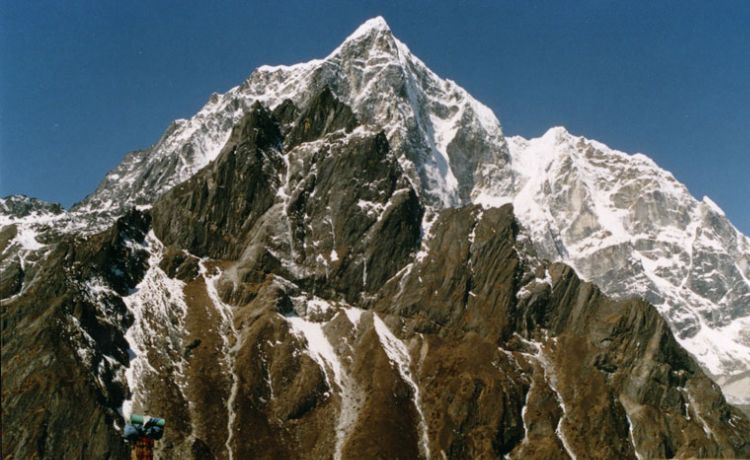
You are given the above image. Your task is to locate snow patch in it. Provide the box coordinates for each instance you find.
[199,261,240,460]
[344,307,365,328]
[14,226,44,250]
[373,314,430,459]
[625,414,643,460]
[121,232,188,421]
[286,317,343,389]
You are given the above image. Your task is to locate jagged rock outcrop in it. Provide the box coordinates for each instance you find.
[0,195,64,218]
[152,102,286,259]
[153,91,422,304]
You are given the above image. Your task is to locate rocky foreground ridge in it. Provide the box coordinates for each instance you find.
[2,16,750,459]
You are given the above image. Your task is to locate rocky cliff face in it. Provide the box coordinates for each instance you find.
[2,16,750,459]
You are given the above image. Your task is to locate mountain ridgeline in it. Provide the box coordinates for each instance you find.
[2,16,750,459]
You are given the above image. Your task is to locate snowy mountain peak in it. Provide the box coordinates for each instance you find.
[343,15,392,41]
[542,125,573,141]
[77,16,509,211]
[326,16,401,67]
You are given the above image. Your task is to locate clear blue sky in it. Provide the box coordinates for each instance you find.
[1,1,748,233]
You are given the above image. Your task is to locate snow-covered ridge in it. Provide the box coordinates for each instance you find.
[0,195,121,298]
[483,126,750,406]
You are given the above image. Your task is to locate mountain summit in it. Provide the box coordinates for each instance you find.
[74,16,510,214]
[2,17,750,459]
